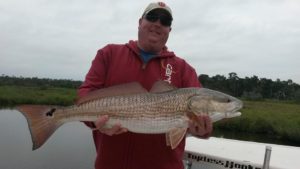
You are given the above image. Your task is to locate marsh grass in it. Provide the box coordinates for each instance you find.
[0,85,76,107]
[215,100,300,144]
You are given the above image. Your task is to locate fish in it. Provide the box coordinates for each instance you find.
[16,81,243,151]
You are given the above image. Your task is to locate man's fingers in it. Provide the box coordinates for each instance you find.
[94,116,128,136]
[102,123,122,136]
[198,115,212,138]
[94,115,109,129]
[188,115,213,138]
[204,115,213,136]
[114,128,128,135]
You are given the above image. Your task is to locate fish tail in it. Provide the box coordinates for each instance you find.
[16,105,64,150]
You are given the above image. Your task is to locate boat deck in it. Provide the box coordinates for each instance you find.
[184,137,300,169]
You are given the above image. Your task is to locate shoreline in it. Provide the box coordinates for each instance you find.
[1,85,299,147]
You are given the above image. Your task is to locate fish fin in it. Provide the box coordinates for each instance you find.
[16,105,63,150]
[166,133,170,146]
[150,80,177,93]
[186,111,205,129]
[166,127,187,149]
[77,82,147,105]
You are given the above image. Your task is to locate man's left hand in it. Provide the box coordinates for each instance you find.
[188,114,213,138]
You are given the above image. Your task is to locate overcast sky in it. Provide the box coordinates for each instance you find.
[1,0,300,84]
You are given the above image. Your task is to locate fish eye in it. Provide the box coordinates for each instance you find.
[216,96,231,103]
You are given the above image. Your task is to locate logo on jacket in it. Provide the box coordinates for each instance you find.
[161,60,176,84]
[165,64,173,84]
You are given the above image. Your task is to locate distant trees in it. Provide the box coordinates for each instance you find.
[295,89,300,102]
[199,72,300,101]
[1,74,300,102]
[0,75,82,89]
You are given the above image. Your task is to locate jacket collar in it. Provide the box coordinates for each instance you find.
[126,40,175,58]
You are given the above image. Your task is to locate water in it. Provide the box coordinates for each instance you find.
[213,128,300,147]
[1,109,298,169]
[0,109,96,169]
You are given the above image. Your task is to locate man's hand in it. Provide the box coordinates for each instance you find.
[188,114,213,138]
[94,115,128,136]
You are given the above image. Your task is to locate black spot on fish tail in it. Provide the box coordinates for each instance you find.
[46,108,56,117]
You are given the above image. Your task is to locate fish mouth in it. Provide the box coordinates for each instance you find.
[231,106,242,113]
[226,111,242,118]
[209,101,243,123]
[230,100,243,112]
[210,111,241,123]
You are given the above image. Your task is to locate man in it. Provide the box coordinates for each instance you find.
[78,2,212,169]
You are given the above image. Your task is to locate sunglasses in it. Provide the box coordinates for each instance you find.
[144,12,172,27]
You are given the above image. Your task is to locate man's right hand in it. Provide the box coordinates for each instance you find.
[94,115,128,136]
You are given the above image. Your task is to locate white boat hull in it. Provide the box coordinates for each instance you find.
[184,137,300,169]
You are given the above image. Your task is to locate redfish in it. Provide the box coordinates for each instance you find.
[17,81,242,150]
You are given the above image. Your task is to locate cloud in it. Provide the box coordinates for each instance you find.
[0,0,299,84]
[168,0,300,83]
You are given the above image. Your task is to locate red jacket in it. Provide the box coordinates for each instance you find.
[78,40,201,169]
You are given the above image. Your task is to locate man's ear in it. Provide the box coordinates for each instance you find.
[138,18,142,30]
[169,27,172,32]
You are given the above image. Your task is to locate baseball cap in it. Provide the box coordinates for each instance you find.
[142,2,173,19]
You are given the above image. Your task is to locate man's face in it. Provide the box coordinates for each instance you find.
[138,9,172,53]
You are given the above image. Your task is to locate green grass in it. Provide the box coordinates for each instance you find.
[0,85,77,107]
[215,100,300,144]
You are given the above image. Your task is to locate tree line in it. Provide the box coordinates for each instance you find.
[0,75,82,89]
[1,73,300,102]
[199,72,300,101]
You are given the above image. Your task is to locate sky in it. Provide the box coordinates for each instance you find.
[1,0,300,84]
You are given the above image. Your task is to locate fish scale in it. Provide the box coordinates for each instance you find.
[56,89,193,133]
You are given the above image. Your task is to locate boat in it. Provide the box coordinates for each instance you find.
[183,137,300,169]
